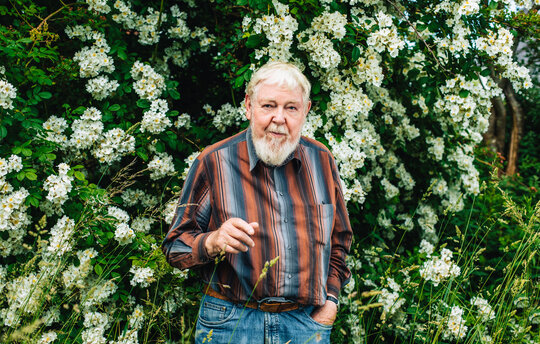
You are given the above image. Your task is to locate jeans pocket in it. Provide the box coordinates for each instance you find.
[198,295,237,326]
[301,306,334,330]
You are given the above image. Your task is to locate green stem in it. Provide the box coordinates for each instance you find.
[152,0,166,64]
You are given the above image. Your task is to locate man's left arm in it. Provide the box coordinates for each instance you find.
[312,153,353,325]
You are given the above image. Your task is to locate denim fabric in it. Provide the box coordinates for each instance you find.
[195,295,332,344]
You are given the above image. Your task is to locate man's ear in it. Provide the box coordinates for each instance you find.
[245,94,252,120]
[304,100,312,116]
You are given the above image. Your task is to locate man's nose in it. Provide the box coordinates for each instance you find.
[272,107,286,124]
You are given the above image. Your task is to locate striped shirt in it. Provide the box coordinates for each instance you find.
[162,128,352,306]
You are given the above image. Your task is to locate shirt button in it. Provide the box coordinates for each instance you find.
[284,218,288,223]
[287,245,291,250]
[279,192,283,196]
[288,274,292,279]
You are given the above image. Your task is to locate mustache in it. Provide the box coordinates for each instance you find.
[266,124,289,135]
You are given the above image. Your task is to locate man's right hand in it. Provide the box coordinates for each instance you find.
[204,218,258,257]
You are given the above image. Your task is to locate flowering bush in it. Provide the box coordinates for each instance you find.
[0,0,538,343]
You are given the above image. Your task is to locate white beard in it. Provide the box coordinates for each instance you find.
[251,122,301,166]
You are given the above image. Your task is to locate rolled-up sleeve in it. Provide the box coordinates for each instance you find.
[161,157,213,269]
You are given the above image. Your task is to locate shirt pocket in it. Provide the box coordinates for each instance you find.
[311,203,335,246]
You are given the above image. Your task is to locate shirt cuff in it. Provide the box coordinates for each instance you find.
[193,232,213,264]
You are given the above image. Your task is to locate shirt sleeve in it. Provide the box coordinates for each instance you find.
[161,157,213,269]
[326,154,353,297]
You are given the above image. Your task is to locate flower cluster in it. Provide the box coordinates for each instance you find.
[86,75,119,100]
[85,0,110,14]
[120,188,158,208]
[43,163,74,210]
[68,107,104,151]
[420,248,461,286]
[111,1,165,45]
[46,216,76,257]
[131,61,166,100]
[248,0,298,61]
[365,12,405,58]
[471,296,495,322]
[148,152,176,180]
[0,165,30,257]
[141,99,172,134]
[42,116,69,148]
[377,277,405,318]
[68,27,115,78]
[130,266,155,287]
[92,128,136,165]
[62,248,98,289]
[298,11,345,69]
[0,72,17,110]
[441,305,468,340]
[207,102,246,133]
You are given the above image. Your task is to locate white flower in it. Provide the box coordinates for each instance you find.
[43,163,74,208]
[442,305,468,340]
[420,247,461,286]
[131,61,165,100]
[148,152,176,180]
[114,222,135,245]
[86,75,119,100]
[47,216,76,256]
[140,99,172,134]
[92,128,136,164]
[38,331,57,344]
[471,296,495,322]
[108,206,130,223]
[0,78,17,110]
[419,239,434,256]
[85,0,110,14]
[130,266,154,288]
[129,304,145,329]
[131,216,155,233]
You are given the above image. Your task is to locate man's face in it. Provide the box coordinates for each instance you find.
[245,82,311,166]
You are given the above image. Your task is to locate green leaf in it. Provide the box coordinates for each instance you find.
[234,75,245,88]
[17,172,25,181]
[136,148,149,161]
[236,64,251,75]
[94,264,104,276]
[0,126,7,139]
[38,91,52,99]
[417,24,427,32]
[21,148,32,157]
[169,88,181,100]
[245,34,263,48]
[73,106,86,114]
[74,171,85,181]
[351,46,361,63]
[25,171,37,181]
[459,90,470,98]
[155,141,165,153]
[480,69,491,77]
[109,104,121,111]
[136,99,151,108]
[312,81,321,95]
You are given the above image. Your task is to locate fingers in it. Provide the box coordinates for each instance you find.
[208,218,258,256]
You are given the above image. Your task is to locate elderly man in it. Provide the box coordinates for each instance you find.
[162,62,352,343]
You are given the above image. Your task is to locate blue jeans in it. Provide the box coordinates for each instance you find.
[195,295,332,344]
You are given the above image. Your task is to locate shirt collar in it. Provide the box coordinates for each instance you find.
[246,127,302,172]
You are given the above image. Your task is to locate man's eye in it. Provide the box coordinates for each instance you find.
[288,106,297,111]
[262,104,273,108]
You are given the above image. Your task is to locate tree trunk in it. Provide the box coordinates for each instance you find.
[484,96,507,154]
[504,82,524,176]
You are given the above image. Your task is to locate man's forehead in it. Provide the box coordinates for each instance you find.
[255,82,304,102]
